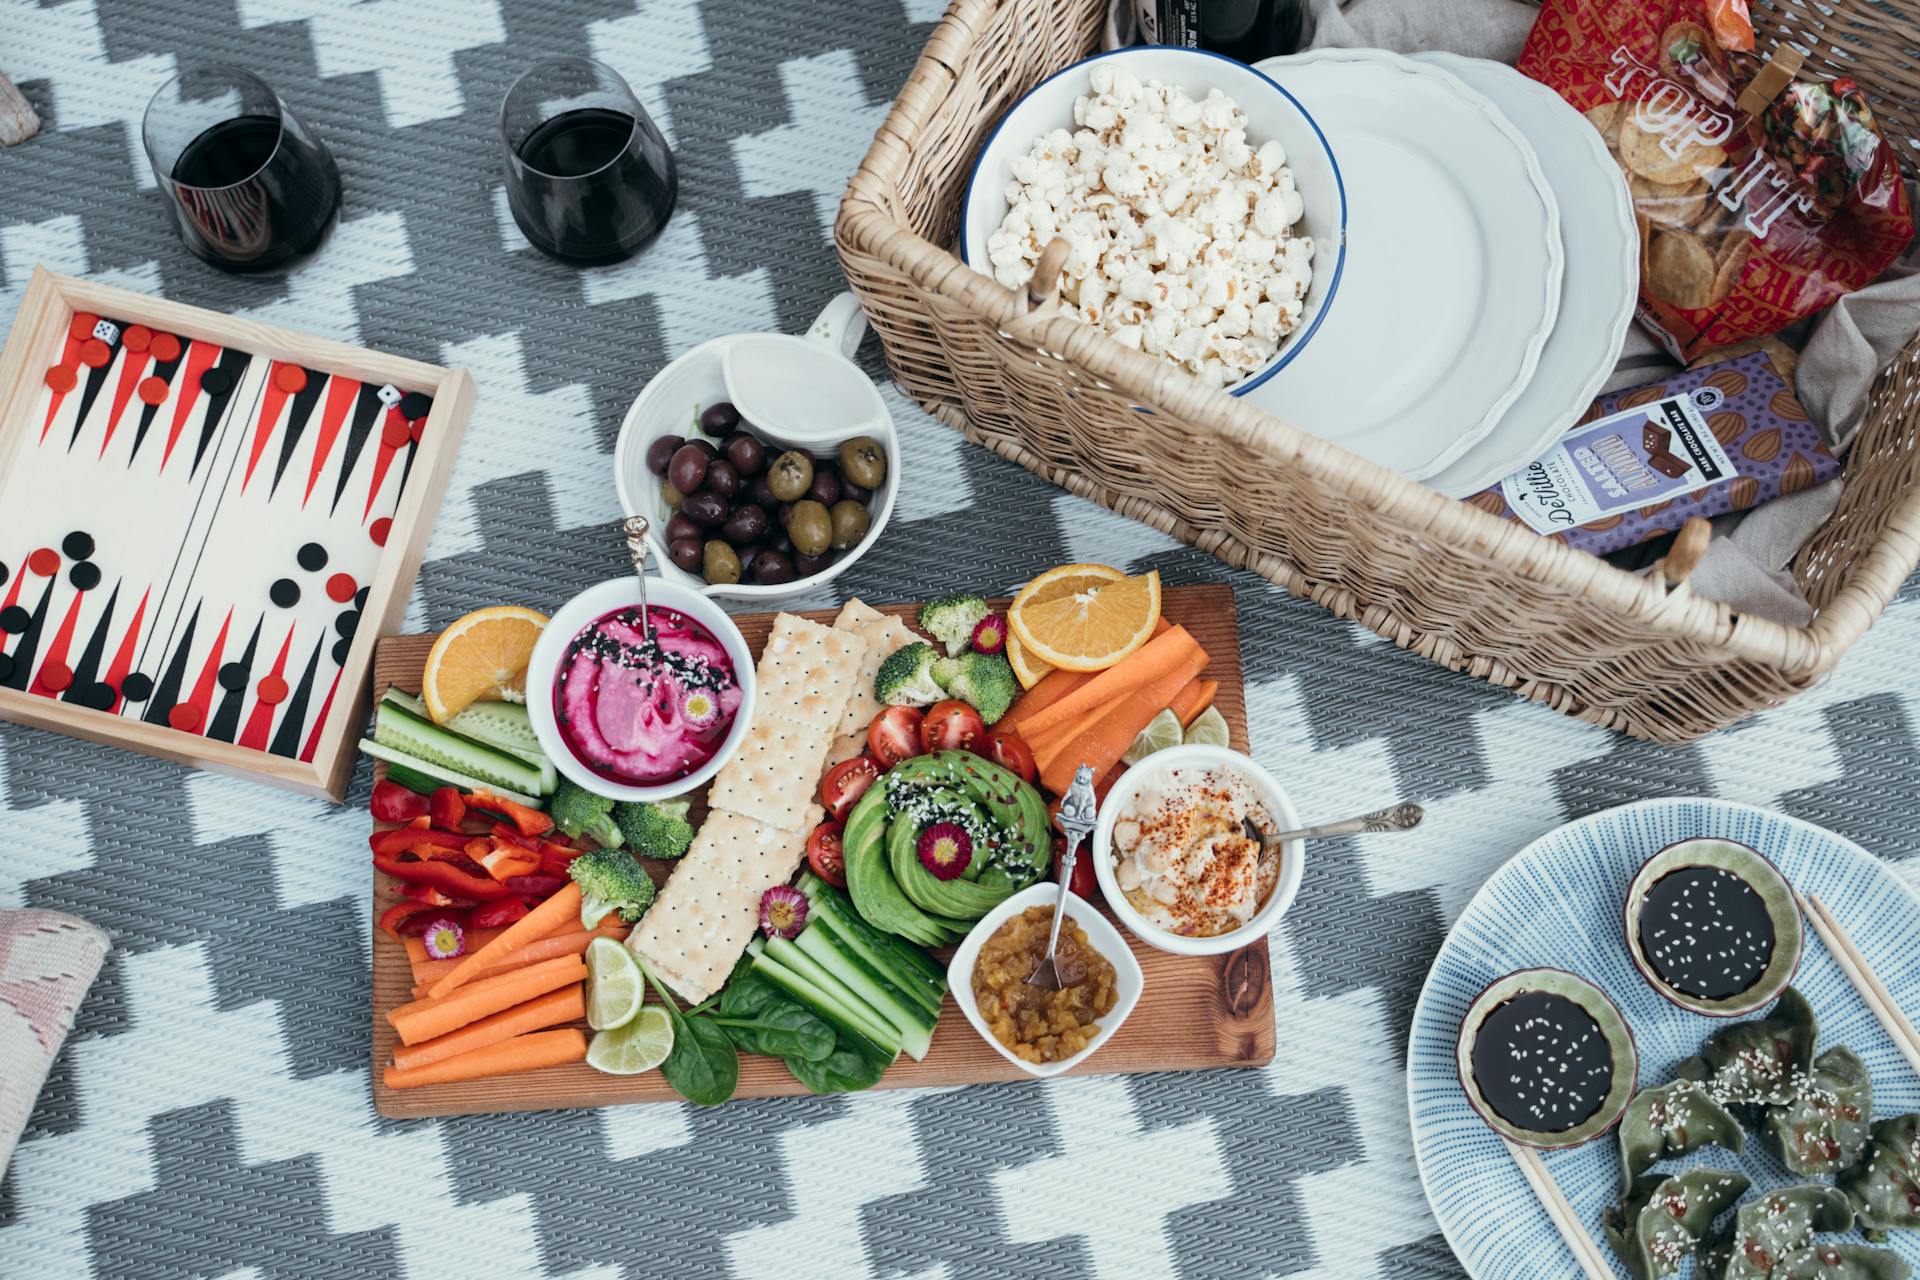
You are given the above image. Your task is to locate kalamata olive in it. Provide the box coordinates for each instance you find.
[660,480,683,511]
[840,479,871,505]
[665,513,700,544]
[839,436,887,489]
[778,502,795,528]
[829,499,871,550]
[688,438,717,460]
[750,550,796,585]
[668,444,710,495]
[699,402,741,436]
[787,499,832,557]
[703,540,742,585]
[767,450,814,502]
[705,459,742,500]
[726,433,766,476]
[807,467,841,507]
[645,434,683,475]
[722,504,769,546]
[770,528,793,555]
[668,536,703,572]
[794,551,833,578]
[682,490,729,528]
[748,476,779,511]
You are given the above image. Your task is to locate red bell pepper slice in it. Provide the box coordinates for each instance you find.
[471,898,532,930]
[479,845,540,881]
[400,882,476,908]
[371,780,430,824]
[369,827,467,857]
[429,787,466,831]
[539,842,583,876]
[377,901,440,939]
[503,873,568,899]
[465,791,553,838]
[372,853,516,901]
[490,823,542,852]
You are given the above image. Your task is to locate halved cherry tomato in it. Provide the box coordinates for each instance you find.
[920,700,985,754]
[820,754,882,823]
[1054,833,1097,899]
[979,728,1035,782]
[807,821,848,888]
[867,706,925,767]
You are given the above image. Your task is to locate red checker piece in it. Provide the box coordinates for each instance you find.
[38,660,72,693]
[273,364,307,393]
[326,572,357,602]
[381,418,411,448]
[123,324,154,352]
[67,313,99,341]
[44,365,77,393]
[369,518,392,547]
[167,704,203,732]
[138,376,170,405]
[148,332,182,362]
[27,547,60,576]
[409,418,426,443]
[256,675,289,705]
[79,339,112,368]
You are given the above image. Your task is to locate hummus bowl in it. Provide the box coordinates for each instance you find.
[526,576,757,802]
[1090,744,1303,957]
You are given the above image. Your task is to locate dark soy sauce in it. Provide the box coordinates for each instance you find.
[1637,865,1776,1000]
[170,114,341,272]
[1471,990,1615,1133]
[508,107,677,263]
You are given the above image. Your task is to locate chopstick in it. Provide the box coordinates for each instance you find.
[1796,888,1920,1078]
[1504,1139,1614,1280]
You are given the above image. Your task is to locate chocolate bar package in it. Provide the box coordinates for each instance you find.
[1466,344,1840,555]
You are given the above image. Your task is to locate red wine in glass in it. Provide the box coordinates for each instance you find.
[502,58,678,263]
[143,66,341,273]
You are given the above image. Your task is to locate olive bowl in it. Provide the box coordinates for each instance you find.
[1455,968,1639,1151]
[1622,837,1804,1018]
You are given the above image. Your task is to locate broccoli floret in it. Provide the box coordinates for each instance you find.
[614,799,694,859]
[550,777,623,849]
[941,651,1019,724]
[568,845,657,928]
[918,593,991,656]
[875,641,946,706]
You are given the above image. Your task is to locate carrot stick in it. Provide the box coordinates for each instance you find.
[390,985,586,1073]
[1016,627,1200,740]
[390,955,588,1045]
[426,882,582,1000]
[409,922,627,996]
[1038,650,1209,794]
[1169,678,1218,728]
[1024,702,1107,757]
[383,1027,587,1090]
[405,927,505,982]
[1006,619,1169,729]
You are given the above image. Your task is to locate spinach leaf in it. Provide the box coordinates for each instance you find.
[710,969,835,1063]
[642,963,739,1107]
[785,1026,894,1095]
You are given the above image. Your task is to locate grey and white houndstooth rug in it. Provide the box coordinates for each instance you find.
[2,2,1917,1277]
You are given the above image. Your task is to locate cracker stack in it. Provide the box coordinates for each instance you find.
[629,604,918,1002]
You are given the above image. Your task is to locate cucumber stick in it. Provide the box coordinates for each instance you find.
[379,690,555,793]
[792,926,937,1060]
[371,700,545,797]
[801,873,948,994]
[748,944,902,1056]
[357,740,542,809]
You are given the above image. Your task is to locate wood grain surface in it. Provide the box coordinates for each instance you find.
[370,583,1275,1118]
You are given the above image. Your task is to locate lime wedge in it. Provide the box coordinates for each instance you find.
[1183,706,1229,749]
[586,1006,675,1075]
[586,936,645,1031]
[1122,708,1183,765]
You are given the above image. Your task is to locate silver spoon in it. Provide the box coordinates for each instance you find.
[1243,801,1425,850]
[1029,763,1098,991]
[622,515,654,644]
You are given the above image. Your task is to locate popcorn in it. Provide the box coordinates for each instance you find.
[989,75,1311,385]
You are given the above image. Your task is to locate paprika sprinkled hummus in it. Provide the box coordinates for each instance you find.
[1109,763,1280,937]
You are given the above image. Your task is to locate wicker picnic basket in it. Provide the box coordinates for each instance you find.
[835,0,1920,743]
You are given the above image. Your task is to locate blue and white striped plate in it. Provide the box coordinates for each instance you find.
[1408,798,1920,1279]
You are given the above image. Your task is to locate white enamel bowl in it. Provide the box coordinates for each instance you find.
[524,576,757,803]
[947,882,1146,1079]
[959,45,1347,397]
[1091,744,1303,956]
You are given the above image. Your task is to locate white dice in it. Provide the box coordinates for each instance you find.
[376,383,402,408]
[92,319,120,345]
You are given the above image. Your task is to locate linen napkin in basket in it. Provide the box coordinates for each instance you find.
[0,910,110,1177]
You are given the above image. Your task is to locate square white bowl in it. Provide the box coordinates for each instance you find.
[945,882,1145,1079]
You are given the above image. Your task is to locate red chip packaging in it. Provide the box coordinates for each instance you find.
[1518,1,1913,361]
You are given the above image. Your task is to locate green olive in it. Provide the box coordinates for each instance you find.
[838,436,887,489]
[660,479,684,511]
[702,539,742,585]
[829,499,871,550]
[767,450,815,502]
[787,500,832,557]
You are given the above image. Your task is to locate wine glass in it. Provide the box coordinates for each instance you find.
[141,65,342,273]
[500,56,678,264]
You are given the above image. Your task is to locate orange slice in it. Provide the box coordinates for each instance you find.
[422,605,549,723]
[1005,629,1053,689]
[1008,567,1161,672]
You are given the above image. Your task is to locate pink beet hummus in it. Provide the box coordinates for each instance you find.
[552,605,741,786]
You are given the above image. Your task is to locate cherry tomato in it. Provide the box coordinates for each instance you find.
[820,754,882,822]
[920,699,986,754]
[807,821,848,888]
[980,728,1036,781]
[1053,833,1097,899]
[866,706,926,767]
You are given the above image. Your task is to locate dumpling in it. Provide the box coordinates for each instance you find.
[1604,1168,1750,1280]
[1690,987,1820,1111]
[1767,1046,1872,1176]
[1840,1113,1920,1240]
[1620,1078,1747,1182]
[1706,1184,1855,1280]
[1771,1243,1911,1279]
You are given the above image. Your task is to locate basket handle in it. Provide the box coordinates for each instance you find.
[1656,517,1712,589]
[1026,237,1072,313]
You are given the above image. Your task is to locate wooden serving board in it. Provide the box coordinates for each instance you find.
[370,583,1274,1118]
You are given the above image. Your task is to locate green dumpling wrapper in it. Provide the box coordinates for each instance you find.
[1772,1243,1911,1280]
[1709,1184,1856,1280]
[1840,1113,1920,1240]
[1697,987,1820,1110]
[1766,1046,1873,1177]
[1620,1078,1747,1183]
[1604,1168,1751,1280]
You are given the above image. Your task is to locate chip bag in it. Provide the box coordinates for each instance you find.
[1518,1,1913,361]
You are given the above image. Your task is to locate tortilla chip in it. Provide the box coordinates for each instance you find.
[1710,232,1755,304]
[1583,101,1622,148]
[1620,113,1726,186]
[1630,172,1710,229]
[1646,229,1719,309]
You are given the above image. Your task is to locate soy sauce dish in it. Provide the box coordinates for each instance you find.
[1623,836,1804,1018]
[1455,968,1639,1150]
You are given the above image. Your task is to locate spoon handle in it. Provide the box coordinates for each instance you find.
[1270,802,1424,844]
[622,515,653,642]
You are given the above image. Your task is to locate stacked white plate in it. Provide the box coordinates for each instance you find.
[1250,49,1638,497]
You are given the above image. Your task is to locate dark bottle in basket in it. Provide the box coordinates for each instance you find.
[1140,0,1307,61]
